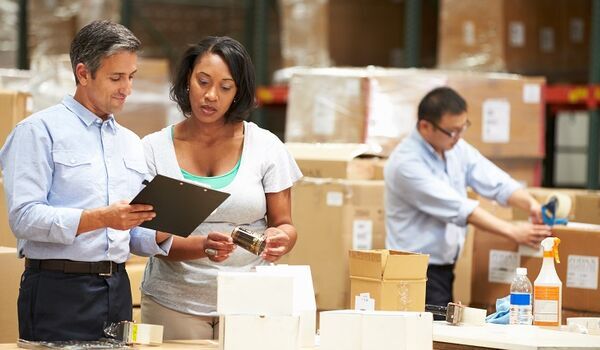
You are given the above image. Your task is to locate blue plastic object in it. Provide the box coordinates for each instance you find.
[541,197,569,226]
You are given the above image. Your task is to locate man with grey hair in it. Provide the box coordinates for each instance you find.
[0,20,172,341]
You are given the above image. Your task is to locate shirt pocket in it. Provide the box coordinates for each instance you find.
[123,157,147,192]
[52,150,98,194]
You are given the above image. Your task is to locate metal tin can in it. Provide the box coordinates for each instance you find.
[231,226,266,255]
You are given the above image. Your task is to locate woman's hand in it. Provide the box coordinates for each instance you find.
[204,231,236,263]
[261,227,291,262]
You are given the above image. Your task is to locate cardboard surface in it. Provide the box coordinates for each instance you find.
[127,263,146,307]
[471,223,600,312]
[284,177,385,310]
[0,247,22,343]
[349,250,429,312]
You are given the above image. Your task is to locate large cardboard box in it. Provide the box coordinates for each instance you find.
[0,90,32,146]
[286,143,380,180]
[573,194,600,225]
[127,262,146,307]
[285,68,545,158]
[471,223,600,312]
[349,250,428,312]
[0,247,22,343]
[0,178,15,247]
[438,0,539,74]
[492,158,543,188]
[285,177,386,310]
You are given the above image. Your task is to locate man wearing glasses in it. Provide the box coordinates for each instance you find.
[384,87,551,309]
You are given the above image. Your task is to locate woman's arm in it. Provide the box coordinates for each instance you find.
[262,188,298,262]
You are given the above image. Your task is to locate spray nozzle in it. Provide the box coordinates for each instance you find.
[541,237,561,264]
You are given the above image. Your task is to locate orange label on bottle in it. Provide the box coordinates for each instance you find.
[534,286,560,300]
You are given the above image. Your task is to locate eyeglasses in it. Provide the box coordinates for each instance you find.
[429,120,471,139]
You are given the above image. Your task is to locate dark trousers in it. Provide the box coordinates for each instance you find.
[426,264,455,308]
[17,267,133,341]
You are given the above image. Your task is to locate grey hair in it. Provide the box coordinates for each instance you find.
[69,20,141,84]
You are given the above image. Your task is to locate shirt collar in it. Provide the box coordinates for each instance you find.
[61,95,118,133]
[410,128,442,160]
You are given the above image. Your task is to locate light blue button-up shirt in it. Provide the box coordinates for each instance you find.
[0,95,172,262]
[384,129,521,265]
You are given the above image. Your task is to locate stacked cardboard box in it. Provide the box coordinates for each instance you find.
[0,247,22,342]
[438,0,590,82]
[283,144,387,309]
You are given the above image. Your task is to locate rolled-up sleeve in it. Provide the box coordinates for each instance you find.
[0,123,81,244]
[393,160,479,227]
[464,145,522,206]
[129,226,173,256]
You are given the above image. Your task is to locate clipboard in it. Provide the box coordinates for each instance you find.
[130,174,230,237]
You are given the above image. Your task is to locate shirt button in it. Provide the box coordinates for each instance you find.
[70,158,76,164]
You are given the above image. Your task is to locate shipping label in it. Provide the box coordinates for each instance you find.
[488,249,519,284]
[567,255,599,290]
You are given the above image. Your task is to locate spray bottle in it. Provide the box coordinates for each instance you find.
[533,237,562,326]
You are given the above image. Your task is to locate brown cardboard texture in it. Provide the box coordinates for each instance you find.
[349,250,428,311]
[127,262,146,307]
[285,178,385,310]
[286,143,379,180]
[0,90,31,146]
[0,247,22,342]
[512,187,590,221]
[472,223,600,312]
[573,194,600,225]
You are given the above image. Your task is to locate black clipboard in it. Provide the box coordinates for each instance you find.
[130,174,230,237]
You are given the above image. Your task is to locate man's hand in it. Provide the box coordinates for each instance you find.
[101,200,155,230]
[203,231,236,263]
[261,227,291,262]
[509,222,552,247]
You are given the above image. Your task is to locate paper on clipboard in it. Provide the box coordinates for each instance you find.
[130,174,230,237]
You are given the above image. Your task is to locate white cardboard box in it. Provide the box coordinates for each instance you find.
[320,310,433,350]
[218,314,300,350]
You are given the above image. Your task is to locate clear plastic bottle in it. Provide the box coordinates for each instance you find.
[509,267,533,325]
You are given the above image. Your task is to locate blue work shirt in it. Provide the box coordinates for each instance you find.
[0,95,172,262]
[384,129,521,265]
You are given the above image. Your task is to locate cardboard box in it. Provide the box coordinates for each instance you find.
[0,247,22,343]
[286,143,381,180]
[284,177,386,310]
[219,314,300,350]
[438,0,539,74]
[127,263,146,307]
[511,187,592,222]
[285,68,545,158]
[349,250,428,312]
[0,90,32,147]
[471,223,600,312]
[492,158,543,188]
[0,178,16,248]
[319,310,433,350]
[573,194,600,225]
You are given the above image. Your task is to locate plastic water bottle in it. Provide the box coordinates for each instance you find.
[509,267,533,325]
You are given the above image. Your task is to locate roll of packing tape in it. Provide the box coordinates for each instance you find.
[545,192,572,219]
[567,317,600,335]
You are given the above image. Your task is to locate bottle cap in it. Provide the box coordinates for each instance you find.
[516,267,527,276]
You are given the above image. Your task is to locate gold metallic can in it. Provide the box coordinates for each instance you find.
[231,226,266,255]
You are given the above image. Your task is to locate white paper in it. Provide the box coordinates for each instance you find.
[570,18,585,43]
[518,244,542,258]
[352,219,373,250]
[567,255,599,290]
[463,21,475,46]
[313,96,336,136]
[523,84,541,104]
[367,85,402,138]
[482,99,511,143]
[509,21,525,47]
[540,27,555,53]
[326,191,343,207]
[355,293,375,311]
[488,250,519,284]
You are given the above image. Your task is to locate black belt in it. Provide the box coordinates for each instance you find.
[25,258,124,276]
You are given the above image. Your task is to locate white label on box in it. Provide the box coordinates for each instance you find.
[355,293,375,311]
[523,84,541,104]
[352,219,373,250]
[540,27,555,53]
[567,255,599,290]
[326,191,343,207]
[489,249,519,284]
[482,99,511,143]
[463,21,475,46]
[518,244,543,258]
[570,18,584,43]
[509,21,525,47]
[345,79,361,97]
[313,96,336,136]
[368,91,401,138]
